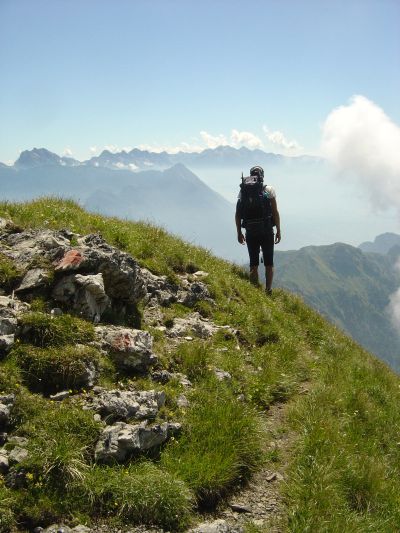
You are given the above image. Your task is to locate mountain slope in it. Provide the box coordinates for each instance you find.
[1,198,400,532]
[274,242,400,369]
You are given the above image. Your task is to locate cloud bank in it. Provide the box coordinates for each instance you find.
[321,95,400,213]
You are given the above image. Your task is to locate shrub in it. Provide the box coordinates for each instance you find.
[19,312,95,347]
[12,344,101,394]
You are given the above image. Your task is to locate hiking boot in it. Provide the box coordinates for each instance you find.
[265,288,272,296]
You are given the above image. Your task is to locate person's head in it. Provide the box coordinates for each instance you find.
[250,165,264,181]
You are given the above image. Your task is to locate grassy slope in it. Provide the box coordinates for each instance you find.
[0,198,400,532]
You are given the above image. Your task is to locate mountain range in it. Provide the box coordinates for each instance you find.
[4,146,318,172]
[0,150,238,260]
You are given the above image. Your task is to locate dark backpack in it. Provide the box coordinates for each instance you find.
[239,174,273,233]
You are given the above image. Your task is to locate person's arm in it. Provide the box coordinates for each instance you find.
[271,197,281,244]
[235,200,245,244]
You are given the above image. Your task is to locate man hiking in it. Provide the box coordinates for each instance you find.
[235,165,281,294]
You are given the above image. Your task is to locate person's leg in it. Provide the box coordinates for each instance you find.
[265,265,274,292]
[246,232,260,286]
[260,231,274,293]
[249,265,259,285]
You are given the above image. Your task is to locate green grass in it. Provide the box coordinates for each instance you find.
[19,312,95,347]
[1,198,400,531]
[161,379,263,505]
[12,343,101,394]
[0,253,21,292]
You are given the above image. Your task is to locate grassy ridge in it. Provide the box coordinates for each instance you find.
[0,198,399,531]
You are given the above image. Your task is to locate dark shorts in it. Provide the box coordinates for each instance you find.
[246,230,274,267]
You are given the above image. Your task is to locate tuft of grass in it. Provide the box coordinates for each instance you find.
[161,380,263,505]
[173,341,212,383]
[0,484,16,533]
[12,343,101,394]
[80,462,193,530]
[0,253,22,292]
[20,402,101,489]
[19,312,95,348]
[0,358,22,393]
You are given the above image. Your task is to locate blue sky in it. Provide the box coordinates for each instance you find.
[1,0,399,163]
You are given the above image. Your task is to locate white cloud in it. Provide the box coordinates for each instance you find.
[89,146,98,155]
[263,126,302,151]
[200,131,229,149]
[114,162,138,171]
[63,147,73,156]
[321,95,400,212]
[231,129,264,149]
[104,145,129,153]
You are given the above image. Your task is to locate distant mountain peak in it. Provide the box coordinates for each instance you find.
[359,233,400,255]
[14,148,79,168]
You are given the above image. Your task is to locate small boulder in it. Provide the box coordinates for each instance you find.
[87,389,166,422]
[95,421,181,463]
[95,325,157,373]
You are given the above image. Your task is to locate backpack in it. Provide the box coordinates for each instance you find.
[239,173,273,233]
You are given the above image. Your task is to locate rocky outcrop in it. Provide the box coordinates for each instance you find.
[0,227,145,322]
[84,387,166,422]
[95,325,157,372]
[95,421,181,463]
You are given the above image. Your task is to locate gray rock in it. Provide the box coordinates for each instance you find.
[87,389,166,422]
[55,233,145,304]
[0,334,15,354]
[50,390,71,401]
[178,281,212,307]
[0,450,9,474]
[42,526,91,533]
[15,268,52,292]
[1,229,70,269]
[189,519,244,533]
[95,325,157,373]
[8,446,28,465]
[151,369,173,384]
[167,313,219,339]
[52,273,110,322]
[8,436,28,447]
[177,394,190,408]
[214,369,232,381]
[0,394,15,429]
[95,421,181,463]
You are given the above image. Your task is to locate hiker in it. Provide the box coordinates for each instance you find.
[235,165,281,294]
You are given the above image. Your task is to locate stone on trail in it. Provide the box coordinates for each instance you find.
[189,519,244,533]
[0,394,15,429]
